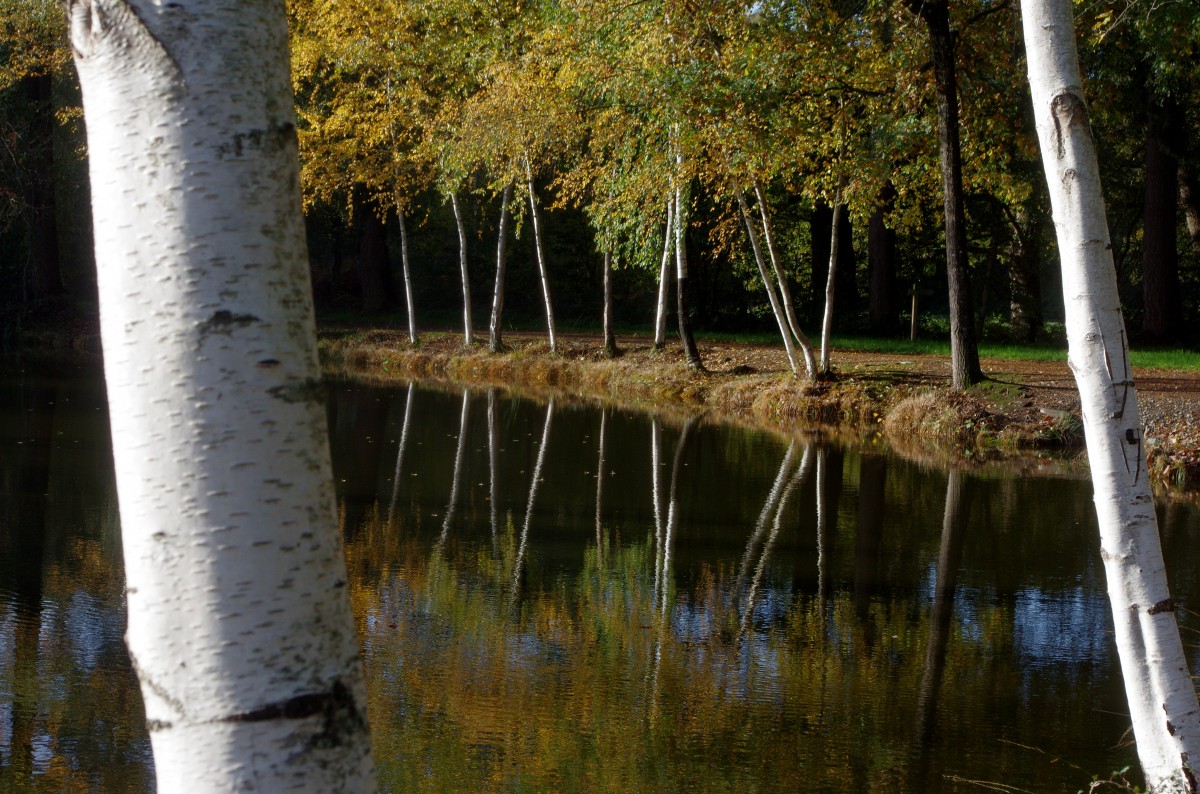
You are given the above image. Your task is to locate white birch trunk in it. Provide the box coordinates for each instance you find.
[66,1,374,790]
[733,184,801,377]
[525,160,557,354]
[754,180,817,379]
[449,192,473,345]
[397,209,417,344]
[654,199,674,350]
[489,183,512,354]
[1022,2,1200,789]
[819,203,842,375]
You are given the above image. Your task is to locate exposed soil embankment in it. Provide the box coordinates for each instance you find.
[321,328,1200,495]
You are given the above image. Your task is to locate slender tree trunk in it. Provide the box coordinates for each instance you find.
[1023,2,1200,788]
[490,183,512,353]
[673,184,703,370]
[654,199,674,351]
[525,161,557,354]
[67,1,375,789]
[650,417,665,605]
[739,441,798,586]
[1141,98,1183,343]
[734,184,801,377]
[602,250,618,357]
[754,180,817,376]
[449,191,473,346]
[820,203,842,375]
[910,0,983,388]
[397,210,417,344]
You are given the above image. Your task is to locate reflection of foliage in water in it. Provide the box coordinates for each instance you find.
[341,492,1136,793]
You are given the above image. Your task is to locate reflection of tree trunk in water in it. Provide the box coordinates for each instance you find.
[650,417,666,605]
[594,407,609,562]
[387,382,417,524]
[487,388,500,551]
[741,443,813,639]
[815,448,844,601]
[915,469,968,754]
[648,415,698,726]
[854,455,888,626]
[436,389,471,549]
[6,384,55,784]
[510,400,554,605]
[739,440,800,586]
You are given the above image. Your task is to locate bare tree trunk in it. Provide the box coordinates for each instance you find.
[397,210,418,344]
[511,399,554,605]
[909,0,983,388]
[525,161,557,354]
[819,203,842,375]
[67,0,375,787]
[673,183,703,370]
[490,184,512,354]
[734,184,802,377]
[755,179,818,376]
[654,199,674,350]
[449,192,473,346]
[1023,2,1200,787]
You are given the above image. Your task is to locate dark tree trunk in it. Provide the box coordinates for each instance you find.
[1141,98,1183,343]
[909,0,982,388]
[352,188,392,313]
[674,190,703,370]
[22,74,63,300]
[602,251,618,357]
[1007,206,1044,343]
[868,184,898,334]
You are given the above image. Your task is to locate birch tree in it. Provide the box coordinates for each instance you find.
[1022,1,1200,789]
[66,0,375,790]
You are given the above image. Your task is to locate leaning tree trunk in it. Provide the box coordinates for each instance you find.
[654,198,674,350]
[753,180,818,378]
[489,183,513,353]
[66,1,376,790]
[819,202,842,375]
[910,0,983,389]
[525,160,557,354]
[733,184,801,377]
[449,191,473,346]
[397,209,418,344]
[1022,1,1200,789]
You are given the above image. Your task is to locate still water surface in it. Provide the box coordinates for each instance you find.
[3,371,1199,791]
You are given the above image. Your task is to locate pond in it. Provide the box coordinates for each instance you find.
[2,370,1199,791]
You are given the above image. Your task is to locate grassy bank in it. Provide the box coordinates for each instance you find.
[319,328,1110,478]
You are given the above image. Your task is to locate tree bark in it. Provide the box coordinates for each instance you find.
[526,161,557,354]
[754,180,817,377]
[909,0,983,388]
[734,184,802,377]
[1141,98,1183,343]
[673,184,703,370]
[66,1,376,789]
[489,183,512,353]
[1022,1,1200,787]
[397,210,418,344]
[820,203,842,375]
[653,199,674,350]
[449,191,473,346]
[602,250,618,357]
